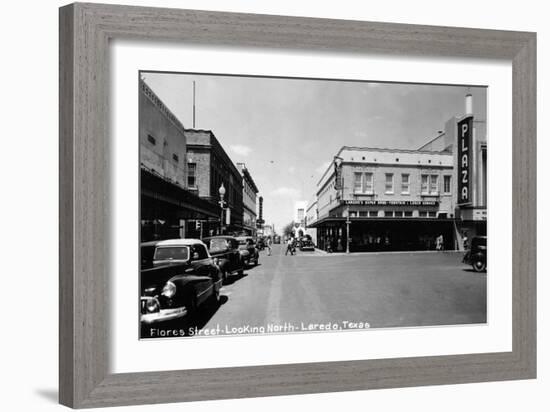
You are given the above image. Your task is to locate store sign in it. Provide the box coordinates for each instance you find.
[457,116,473,205]
[342,200,438,206]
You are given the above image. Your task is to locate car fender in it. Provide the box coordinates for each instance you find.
[169,274,212,290]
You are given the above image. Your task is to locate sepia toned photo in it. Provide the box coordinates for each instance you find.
[138,72,487,339]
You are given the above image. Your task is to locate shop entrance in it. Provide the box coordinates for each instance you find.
[348,219,455,252]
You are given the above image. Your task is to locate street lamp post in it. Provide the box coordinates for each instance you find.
[218,183,226,235]
[334,155,350,254]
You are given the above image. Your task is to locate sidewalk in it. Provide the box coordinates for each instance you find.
[305,248,463,257]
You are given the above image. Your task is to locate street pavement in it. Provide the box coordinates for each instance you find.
[142,244,486,338]
[194,244,486,335]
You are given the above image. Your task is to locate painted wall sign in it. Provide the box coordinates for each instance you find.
[342,200,438,206]
[457,116,473,205]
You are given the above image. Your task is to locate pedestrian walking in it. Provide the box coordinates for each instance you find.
[266,236,272,256]
[285,237,294,256]
[435,234,444,251]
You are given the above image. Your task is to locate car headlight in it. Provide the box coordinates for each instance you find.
[145,298,160,313]
[161,281,176,298]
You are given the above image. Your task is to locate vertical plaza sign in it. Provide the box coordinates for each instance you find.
[457,116,473,205]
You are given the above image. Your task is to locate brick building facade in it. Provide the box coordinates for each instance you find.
[237,163,259,236]
[185,129,244,235]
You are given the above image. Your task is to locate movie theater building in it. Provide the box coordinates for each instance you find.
[307,146,458,252]
[419,96,487,242]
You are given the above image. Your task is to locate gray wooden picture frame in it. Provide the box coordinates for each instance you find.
[59,2,536,409]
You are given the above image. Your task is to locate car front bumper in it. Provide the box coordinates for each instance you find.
[141,305,188,324]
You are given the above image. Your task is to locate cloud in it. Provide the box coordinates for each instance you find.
[229,144,252,157]
[288,166,296,174]
[270,187,300,198]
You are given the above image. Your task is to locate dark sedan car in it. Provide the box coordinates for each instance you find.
[202,236,245,282]
[299,238,315,251]
[235,236,259,266]
[462,236,487,272]
[140,239,222,324]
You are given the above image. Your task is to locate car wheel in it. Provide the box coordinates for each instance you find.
[472,260,486,272]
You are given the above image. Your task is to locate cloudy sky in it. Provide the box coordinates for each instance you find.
[141,72,486,233]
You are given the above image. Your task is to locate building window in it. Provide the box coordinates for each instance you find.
[384,211,394,217]
[187,163,196,188]
[401,174,410,194]
[385,173,394,194]
[172,153,179,163]
[297,208,305,222]
[365,172,373,193]
[430,175,439,195]
[428,211,437,218]
[419,211,428,217]
[147,134,156,145]
[395,211,403,217]
[421,175,429,194]
[369,210,378,217]
[444,175,451,194]
[354,172,363,193]
[404,211,413,217]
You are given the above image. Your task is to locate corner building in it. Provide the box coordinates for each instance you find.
[308,147,457,252]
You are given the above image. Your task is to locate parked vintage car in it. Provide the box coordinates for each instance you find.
[273,235,281,244]
[202,236,245,282]
[140,239,222,324]
[299,238,315,251]
[235,236,259,266]
[462,236,487,272]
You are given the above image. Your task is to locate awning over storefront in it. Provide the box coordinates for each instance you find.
[307,216,455,228]
[141,168,219,220]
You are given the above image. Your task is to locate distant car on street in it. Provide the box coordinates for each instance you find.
[235,236,259,266]
[273,235,281,244]
[462,236,487,272]
[202,236,245,282]
[299,238,315,251]
[140,239,222,324]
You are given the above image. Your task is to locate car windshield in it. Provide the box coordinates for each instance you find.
[208,238,228,252]
[154,246,189,261]
[237,239,249,245]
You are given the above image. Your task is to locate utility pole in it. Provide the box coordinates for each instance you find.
[192,80,196,128]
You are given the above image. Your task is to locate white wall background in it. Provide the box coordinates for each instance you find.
[0,0,546,411]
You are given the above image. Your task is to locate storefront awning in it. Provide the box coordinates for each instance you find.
[307,216,455,228]
[141,168,219,220]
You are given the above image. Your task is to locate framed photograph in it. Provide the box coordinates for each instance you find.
[59,3,536,408]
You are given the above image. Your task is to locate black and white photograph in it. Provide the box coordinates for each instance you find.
[139,71,487,339]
